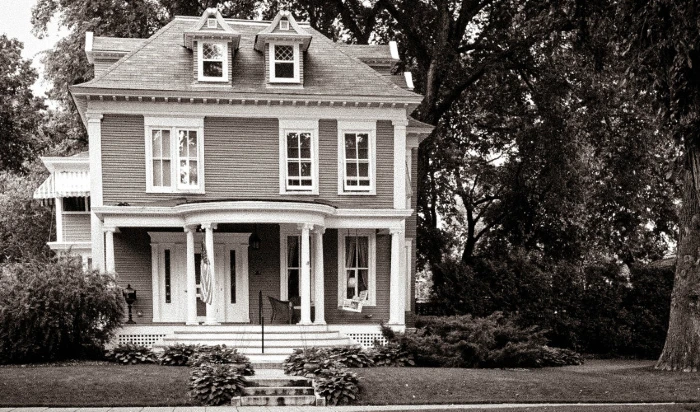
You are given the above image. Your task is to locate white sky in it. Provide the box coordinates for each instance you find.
[0,0,67,97]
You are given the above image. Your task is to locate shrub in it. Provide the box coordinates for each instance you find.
[370,343,415,367]
[189,364,247,406]
[190,345,254,376]
[284,347,330,376]
[0,258,124,364]
[327,346,374,368]
[105,343,157,364]
[314,367,360,406]
[158,344,198,366]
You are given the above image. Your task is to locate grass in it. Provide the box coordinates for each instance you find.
[2,359,700,408]
[353,360,700,405]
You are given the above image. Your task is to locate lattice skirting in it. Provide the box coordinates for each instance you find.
[117,334,166,347]
[346,332,387,348]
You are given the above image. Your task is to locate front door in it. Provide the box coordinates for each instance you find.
[195,242,250,323]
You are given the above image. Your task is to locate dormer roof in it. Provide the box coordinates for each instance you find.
[184,8,241,50]
[254,11,312,52]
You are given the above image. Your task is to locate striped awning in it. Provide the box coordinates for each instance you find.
[34,170,91,199]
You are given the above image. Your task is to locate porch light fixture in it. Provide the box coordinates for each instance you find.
[250,225,261,250]
[123,284,137,324]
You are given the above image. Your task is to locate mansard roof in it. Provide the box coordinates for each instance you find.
[71,17,421,101]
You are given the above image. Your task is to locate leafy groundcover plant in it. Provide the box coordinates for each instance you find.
[105,343,157,364]
[0,258,124,364]
[189,364,247,406]
[189,345,254,376]
[314,366,360,406]
[158,343,198,366]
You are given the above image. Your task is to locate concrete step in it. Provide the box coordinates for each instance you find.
[162,337,352,347]
[172,324,330,333]
[234,395,318,406]
[243,386,314,396]
[170,331,345,339]
[247,354,291,364]
[246,376,312,388]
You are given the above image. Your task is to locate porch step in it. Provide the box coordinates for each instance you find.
[243,386,314,396]
[234,394,318,406]
[232,370,323,407]
[162,337,352,347]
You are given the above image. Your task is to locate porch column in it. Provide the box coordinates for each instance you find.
[298,223,313,325]
[202,223,219,325]
[388,227,406,325]
[104,226,118,275]
[313,226,326,325]
[185,226,198,325]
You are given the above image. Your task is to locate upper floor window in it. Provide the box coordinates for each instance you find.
[145,117,205,194]
[269,43,299,83]
[63,196,90,213]
[279,119,318,194]
[338,121,376,195]
[198,41,228,82]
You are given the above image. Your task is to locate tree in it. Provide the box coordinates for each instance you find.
[0,35,45,173]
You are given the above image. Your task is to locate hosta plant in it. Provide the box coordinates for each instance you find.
[314,367,360,406]
[189,364,247,406]
[327,346,374,368]
[158,344,198,366]
[283,347,329,376]
[105,343,157,364]
[370,343,415,367]
[189,345,254,376]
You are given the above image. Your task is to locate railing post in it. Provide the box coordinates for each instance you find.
[259,290,264,354]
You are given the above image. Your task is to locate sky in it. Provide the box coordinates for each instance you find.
[0,0,67,97]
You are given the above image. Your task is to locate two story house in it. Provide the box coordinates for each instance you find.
[34,9,432,360]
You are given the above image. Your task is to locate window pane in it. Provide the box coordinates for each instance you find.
[288,236,300,266]
[162,130,171,158]
[357,133,369,150]
[164,249,171,303]
[358,147,368,160]
[359,179,370,186]
[300,133,311,149]
[288,269,300,299]
[345,134,356,158]
[275,45,294,61]
[152,130,162,157]
[288,162,299,177]
[189,161,198,185]
[162,160,171,186]
[203,43,223,59]
[358,162,369,177]
[300,162,311,177]
[178,130,187,157]
[287,133,298,157]
[300,178,312,186]
[275,62,294,78]
[188,131,197,157]
[346,271,356,299]
[346,179,358,186]
[230,250,236,304]
[180,160,188,184]
[345,237,357,267]
[288,179,300,186]
[203,61,223,77]
[153,160,162,186]
[358,269,369,293]
[346,163,357,177]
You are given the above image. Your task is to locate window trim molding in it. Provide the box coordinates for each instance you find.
[269,42,300,83]
[337,229,377,307]
[197,40,229,83]
[337,120,377,195]
[144,117,205,194]
[278,119,319,195]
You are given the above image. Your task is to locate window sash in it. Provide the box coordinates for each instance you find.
[343,132,372,191]
[344,235,370,301]
[285,131,313,190]
[270,44,298,82]
[148,126,202,192]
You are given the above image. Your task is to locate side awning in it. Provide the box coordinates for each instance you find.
[34,170,91,200]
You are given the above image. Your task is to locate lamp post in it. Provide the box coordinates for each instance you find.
[123,284,137,324]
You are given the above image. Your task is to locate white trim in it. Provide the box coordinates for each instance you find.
[389,41,399,60]
[403,72,415,90]
[393,122,407,209]
[269,42,300,83]
[405,238,413,310]
[337,120,376,195]
[55,196,64,242]
[87,113,104,272]
[278,119,319,195]
[337,229,376,307]
[197,41,229,83]
[207,18,217,29]
[144,117,205,194]
[279,20,290,30]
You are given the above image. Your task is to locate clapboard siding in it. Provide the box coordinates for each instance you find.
[114,228,153,324]
[101,115,394,208]
[62,213,91,242]
[245,224,281,324]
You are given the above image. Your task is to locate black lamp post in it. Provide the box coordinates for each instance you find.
[123,284,137,324]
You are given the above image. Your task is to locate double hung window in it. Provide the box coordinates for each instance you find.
[198,41,228,82]
[338,121,376,194]
[270,43,299,83]
[279,120,318,194]
[338,230,376,306]
[146,118,204,193]
[280,230,315,303]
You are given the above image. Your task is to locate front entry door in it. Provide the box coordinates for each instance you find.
[195,242,250,323]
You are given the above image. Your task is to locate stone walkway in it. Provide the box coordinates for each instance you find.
[0,403,686,412]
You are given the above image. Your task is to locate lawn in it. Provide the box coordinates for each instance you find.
[2,359,700,408]
[353,359,700,405]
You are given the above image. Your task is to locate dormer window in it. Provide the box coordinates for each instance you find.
[270,43,299,83]
[198,41,228,82]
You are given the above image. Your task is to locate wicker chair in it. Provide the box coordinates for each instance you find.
[268,296,294,324]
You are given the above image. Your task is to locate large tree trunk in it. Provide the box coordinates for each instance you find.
[656,150,700,371]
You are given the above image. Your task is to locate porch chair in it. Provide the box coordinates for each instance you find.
[268,296,295,324]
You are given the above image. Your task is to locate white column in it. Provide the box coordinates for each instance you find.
[313,226,326,325]
[104,227,117,275]
[150,242,160,322]
[298,223,313,325]
[203,223,219,325]
[388,227,406,325]
[55,197,64,242]
[393,120,407,209]
[87,113,104,271]
[185,226,198,325]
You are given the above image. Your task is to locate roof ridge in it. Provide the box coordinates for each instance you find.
[88,19,180,85]
[310,30,416,97]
